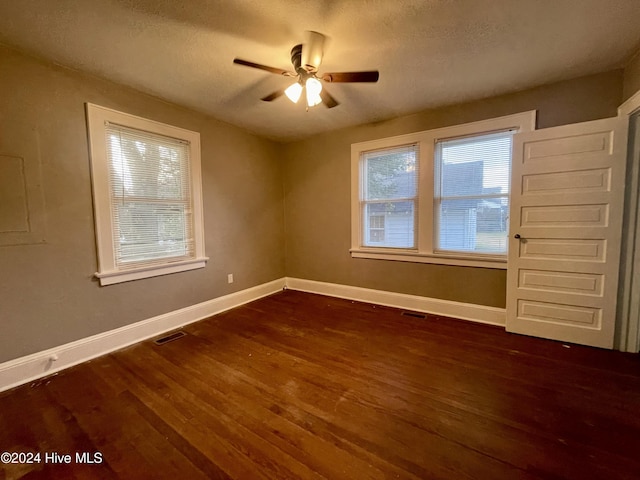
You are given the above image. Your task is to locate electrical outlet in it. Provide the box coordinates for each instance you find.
[227,273,234,284]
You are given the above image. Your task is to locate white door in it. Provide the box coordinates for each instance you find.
[506,117,628,348]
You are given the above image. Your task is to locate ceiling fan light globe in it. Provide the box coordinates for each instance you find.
[305,77,323,107]
[284,82,302,103]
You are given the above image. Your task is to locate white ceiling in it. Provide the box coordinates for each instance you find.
[1,0,640,142]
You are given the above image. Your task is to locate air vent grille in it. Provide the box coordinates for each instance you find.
[153,331,187,345]
[401,311,427,319]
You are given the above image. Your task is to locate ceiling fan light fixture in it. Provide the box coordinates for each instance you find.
[284,82,303,103]
[233,31,379,110]
[305,77,323,107]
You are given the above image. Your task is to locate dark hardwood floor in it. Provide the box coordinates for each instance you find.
[1,289,639,479]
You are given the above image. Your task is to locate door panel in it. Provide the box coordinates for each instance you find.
[518,238,606,261]
[522,168,611,195]
[507,117,627,348]
[517,300,601,327]
[518,269,603,296]
[523,130,612,163]
[520,204,609,226]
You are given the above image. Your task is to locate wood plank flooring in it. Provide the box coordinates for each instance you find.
[1,289,639,479]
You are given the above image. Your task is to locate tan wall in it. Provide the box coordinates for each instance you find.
[0,46,285,363]
[623,48,640,101]
[0,42,627,363]
[283,70,624,308]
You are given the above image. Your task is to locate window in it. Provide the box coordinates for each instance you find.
[351,111,536,269]
[435,131,513,255]
[361,145,418,248]
[86,104,207,285]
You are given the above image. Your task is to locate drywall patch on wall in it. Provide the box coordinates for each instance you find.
[0,144,46,246]
[0,155,29,233]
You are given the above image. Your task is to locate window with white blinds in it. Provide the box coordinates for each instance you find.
[351,111,535,268]
[435,131,513,255]
[106,124,194,267]
[87,104,207,285]
[361,144,418,248]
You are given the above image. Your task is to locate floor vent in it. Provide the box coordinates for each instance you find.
[401,311,427,319]
[153,331,187,345]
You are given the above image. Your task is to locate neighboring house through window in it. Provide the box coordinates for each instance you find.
[86,103,207,285]
[368,214,386,243]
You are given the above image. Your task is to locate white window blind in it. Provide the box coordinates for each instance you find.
[361,144,418,248]
[435,130,513,254]
[105,123,195,268]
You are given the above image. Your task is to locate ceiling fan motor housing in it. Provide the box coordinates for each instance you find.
[291,44,304,73]
[301,31,325,72]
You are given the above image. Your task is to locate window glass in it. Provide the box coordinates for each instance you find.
[105,124,194,267]
[435,131,513,254]
[361,145,418,248]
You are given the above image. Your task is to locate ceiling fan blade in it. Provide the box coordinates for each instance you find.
[233,58,294,76]
[301,31,326,72]
[320,88,339,108]
[261,90,285,102]
[321,71,379,83]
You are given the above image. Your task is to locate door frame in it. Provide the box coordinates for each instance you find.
[617,89,640,353]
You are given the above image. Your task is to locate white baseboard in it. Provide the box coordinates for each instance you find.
[285,277,506,327]
[0,276,506,393]
[0,278,285,393]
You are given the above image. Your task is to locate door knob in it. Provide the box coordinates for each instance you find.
[514,234,521,239]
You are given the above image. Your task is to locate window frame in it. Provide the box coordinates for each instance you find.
[350,111,536,269]
[86,103,207,285]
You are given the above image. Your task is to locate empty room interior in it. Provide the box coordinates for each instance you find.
[2,1,640,479]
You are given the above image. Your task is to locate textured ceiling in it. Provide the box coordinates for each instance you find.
[1,0,640,141]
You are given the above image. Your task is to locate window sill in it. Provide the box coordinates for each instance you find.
[95,257,209,286]
[350,248,507,269]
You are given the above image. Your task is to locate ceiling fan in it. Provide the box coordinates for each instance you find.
[233,31,379,109]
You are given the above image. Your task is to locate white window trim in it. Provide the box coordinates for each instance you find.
[86,103,208,285]
[350,111,537,269]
